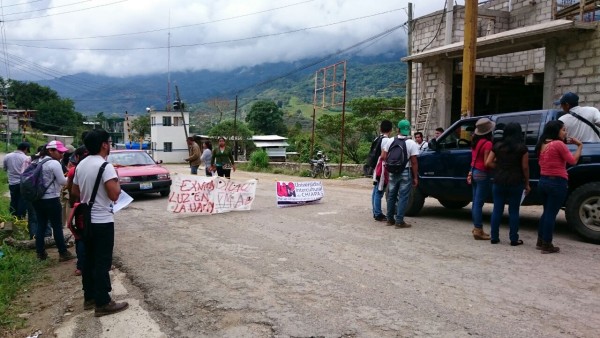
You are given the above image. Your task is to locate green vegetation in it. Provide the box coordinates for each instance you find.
[0,171,47,330]
[248,150,269,170]
[246,100,287,135]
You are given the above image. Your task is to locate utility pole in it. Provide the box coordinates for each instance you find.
[234,95,238,161]
[174,85,189,140]
[405,2,413,122]
[461,0,478,118]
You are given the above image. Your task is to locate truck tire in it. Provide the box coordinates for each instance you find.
[438,199,470,210]
[565,182,600,243]
[405,187,425,216]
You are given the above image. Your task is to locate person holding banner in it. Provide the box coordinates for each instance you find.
[211,137,236,178]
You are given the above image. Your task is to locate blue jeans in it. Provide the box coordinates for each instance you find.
[386,169,412,223]
[75,239,85,271]
[471,169,491,229]
[538,176,568,243]
[190,165,199,175]
[33,198,68,255]
[372,183,385,218]
[9,184,27,218]
[82,222,115,307]
[490,183,524,243]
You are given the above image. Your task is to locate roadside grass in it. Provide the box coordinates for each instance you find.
[239,163,361,179]
[0,170,48,331]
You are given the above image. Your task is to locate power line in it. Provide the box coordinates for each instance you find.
[2,0,128,23]
[1,0,95,17]
[6,9,403,51]
[1,0,43,8]
[8,0,316,42]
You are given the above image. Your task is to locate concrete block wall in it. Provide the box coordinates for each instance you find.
[552,27,600,105]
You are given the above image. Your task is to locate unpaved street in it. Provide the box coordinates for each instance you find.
[61,165,600,337]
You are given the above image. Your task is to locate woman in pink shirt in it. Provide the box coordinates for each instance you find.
[535,120,583,254]
[468,118,495,240]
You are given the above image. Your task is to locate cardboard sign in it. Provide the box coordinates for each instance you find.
[276,181,324,207]
[168,175,257,214]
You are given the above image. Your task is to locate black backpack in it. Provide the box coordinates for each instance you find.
[385,138,409,174]
[367,135,384,169]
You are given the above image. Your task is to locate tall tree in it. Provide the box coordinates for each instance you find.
[131,115,150,140]
[245,100,287,135]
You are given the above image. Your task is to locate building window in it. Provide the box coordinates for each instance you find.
[173,116,185,126]
[164,142,172,152]
[151,116,156,125]
[163,116,172,126]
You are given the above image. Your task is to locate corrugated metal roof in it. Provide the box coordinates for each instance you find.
[252,135,288,141]
[254,141,289,147]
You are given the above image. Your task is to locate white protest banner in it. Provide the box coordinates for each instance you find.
[167,175,257,214]
[276,181,324,207]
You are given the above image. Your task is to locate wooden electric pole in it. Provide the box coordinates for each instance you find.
[461,0,478,118]
[405,2,413,122]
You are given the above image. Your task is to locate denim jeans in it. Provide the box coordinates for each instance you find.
[490,183,524,243]
[82,222,115,307]
[386,168,412,223]
[33,198,68,255]
[190,165,199,175]
[8,184,27,218]
[372,183,385,218]
[538,176,568,243]
[471,168,491,228]
[75,239,85,271]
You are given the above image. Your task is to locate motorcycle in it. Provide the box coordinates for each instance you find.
[309,154,331,179]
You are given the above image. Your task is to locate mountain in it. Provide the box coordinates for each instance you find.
[36,51,407,116]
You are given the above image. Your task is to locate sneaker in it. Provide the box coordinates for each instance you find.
[59,250,76,262]
[374,215,387,222]
[37,251,48,261]
[541,242,560,254]
[83,299,95,310]
[395,221,412,228]
[386,218,395,226]
[94,301,129,317]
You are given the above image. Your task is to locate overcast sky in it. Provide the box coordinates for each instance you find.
[0,0,458,80]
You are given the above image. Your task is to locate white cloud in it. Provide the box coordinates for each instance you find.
[1,0,450,80]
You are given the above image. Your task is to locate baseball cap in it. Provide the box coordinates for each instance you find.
[46,140,69,152]
[553,92,579,106]
[397,119,411,135]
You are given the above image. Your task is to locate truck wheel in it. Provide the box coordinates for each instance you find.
[438,199,470,210]
[565,182,600,243]
[405,187,425,216]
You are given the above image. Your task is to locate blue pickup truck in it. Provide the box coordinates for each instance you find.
[406,109,600,243]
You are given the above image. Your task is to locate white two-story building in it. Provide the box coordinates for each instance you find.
[150,110,190,163]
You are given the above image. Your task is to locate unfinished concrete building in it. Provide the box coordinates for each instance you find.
[402,0,600,139]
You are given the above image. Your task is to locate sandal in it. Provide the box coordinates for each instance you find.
[510,239,524,246]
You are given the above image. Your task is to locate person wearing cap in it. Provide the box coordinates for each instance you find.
[381,119,420,228]
[555,92,600,143]
[33,140,75,262]
[468,118,495,240]
[3,142,31,219]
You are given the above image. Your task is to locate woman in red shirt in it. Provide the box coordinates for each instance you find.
[468,118,495,240]
[535,120,582,254]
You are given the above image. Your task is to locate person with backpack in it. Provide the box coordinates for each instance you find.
[382,119,420,228]
[468,118,495,241]
[31,141,75,261]
[555,92,600,143]
[371,120,393,222]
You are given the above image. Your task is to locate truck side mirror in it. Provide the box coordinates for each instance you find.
[428,138,438,151]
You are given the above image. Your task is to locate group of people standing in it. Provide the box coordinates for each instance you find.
[370,91,597,254]
[3,130,130,317]
[185,136,236,178]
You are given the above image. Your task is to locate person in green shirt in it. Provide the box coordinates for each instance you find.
[211,137,236,178]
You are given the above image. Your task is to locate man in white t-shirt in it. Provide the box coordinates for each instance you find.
[414,131,428,153]
[555,92,600,143]
[381,119,420,228]
[71,129,129,317]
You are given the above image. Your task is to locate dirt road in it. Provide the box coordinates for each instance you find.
[48,165,600,337]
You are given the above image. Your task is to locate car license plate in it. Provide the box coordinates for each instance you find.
[140,182,152,190]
